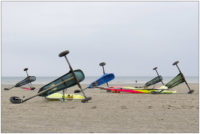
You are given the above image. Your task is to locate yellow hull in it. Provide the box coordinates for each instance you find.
[123,86,176,94]
[46,93,85,101]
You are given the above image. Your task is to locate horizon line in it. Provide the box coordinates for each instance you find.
[1,75,199,77]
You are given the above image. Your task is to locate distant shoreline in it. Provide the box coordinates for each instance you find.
[2,83,199,86]
[1,76,199,85]
[2,75,199,77]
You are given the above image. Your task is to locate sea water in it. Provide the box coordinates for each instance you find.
[1,76,199,85]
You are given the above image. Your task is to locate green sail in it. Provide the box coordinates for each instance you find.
[165,73,185,89]
[144,75,163,87]
[38,69,85,97]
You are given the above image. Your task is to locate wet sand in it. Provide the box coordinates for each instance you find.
[1,83,199,133]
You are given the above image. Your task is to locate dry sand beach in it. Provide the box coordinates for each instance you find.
[1,83,199,133]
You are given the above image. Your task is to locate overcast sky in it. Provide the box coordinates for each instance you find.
[2,2,198,77]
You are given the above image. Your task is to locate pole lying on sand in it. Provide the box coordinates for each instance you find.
[59,50,91,103]
[172,61,194,94]
[153,67,165,85]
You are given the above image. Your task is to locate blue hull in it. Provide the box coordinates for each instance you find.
[88,73,115,88]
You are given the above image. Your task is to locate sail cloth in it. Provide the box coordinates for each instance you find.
[38,69,85,97]
[88,73,115,88]
[144,75,163,87]
[165,73,185,89]
[15,76,36,87]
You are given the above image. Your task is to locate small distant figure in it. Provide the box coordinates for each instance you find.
[135,80,139,88]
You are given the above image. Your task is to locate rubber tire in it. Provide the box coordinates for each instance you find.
[10,96,22,104]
